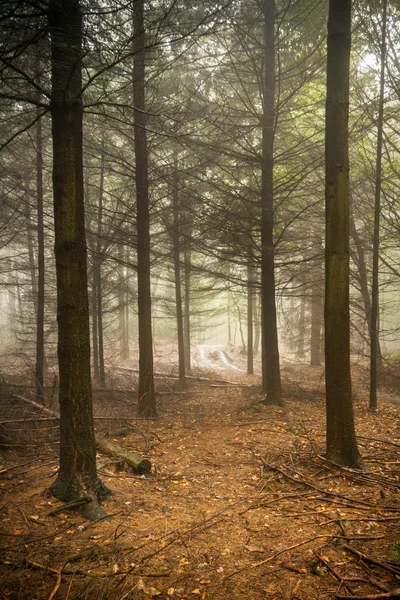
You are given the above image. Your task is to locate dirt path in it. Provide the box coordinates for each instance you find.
[0,365,400,599]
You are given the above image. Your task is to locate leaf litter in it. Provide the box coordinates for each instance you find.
[0,360,399,599]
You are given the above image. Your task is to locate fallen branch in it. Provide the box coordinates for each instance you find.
[47,497,91,516]
[48,569,62,600]
[224,533,384,581]
[342,544,400,577]
[335,591,400,599]
[262,461,400,512]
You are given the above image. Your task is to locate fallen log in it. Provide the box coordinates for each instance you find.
[9,392,152,474]
[96,436,151,474]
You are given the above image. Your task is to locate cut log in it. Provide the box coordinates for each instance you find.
[96,436,151,474]
[9,393,152,474]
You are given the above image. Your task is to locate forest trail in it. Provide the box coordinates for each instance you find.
[0,363,400,600]
[193,345,246,373]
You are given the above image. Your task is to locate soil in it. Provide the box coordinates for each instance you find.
[0,348,400,600]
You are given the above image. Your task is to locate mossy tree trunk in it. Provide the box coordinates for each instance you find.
[133,0,157,417]
[48,0,109,516]
[260,0,283,405]
[325,0,361,467]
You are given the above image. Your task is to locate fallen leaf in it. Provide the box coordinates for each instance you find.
[149,587,161,597]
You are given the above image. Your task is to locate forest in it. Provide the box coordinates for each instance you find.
[0,0,400,598]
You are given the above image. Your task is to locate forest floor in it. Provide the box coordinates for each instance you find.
[0,346,400,600]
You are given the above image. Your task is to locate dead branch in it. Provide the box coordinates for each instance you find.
[47,497,91,516]
[335,591,400,599]
[48,569,62,600]
[224,533,383,581]
[342,544,400,577]
[262,460,400,512]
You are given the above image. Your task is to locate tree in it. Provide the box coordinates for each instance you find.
[260,0,283,405]
[133,0,157,417]
[324,0,361,467]
[369,0,387,412]
[48,0,110,516]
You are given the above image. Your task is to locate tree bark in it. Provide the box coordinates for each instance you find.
[227,289,232,345]
[35,92,45,402]
[118,244,129,360]
[260,0,282,405]
[124,247,130,358]
[310,260,322,366]
[297,291,306,359]
[172,154,185,380]
[349,205,382,360]
[92,270,99,380]
[253,291,260,354]
[325,0,361,467]
[370,0,387,412]
[96,138,105,385]
[183,200,191,371]
[25,197,38,316]
[48,0,109,517]
[133,0,156,417]
[247,264,254,374]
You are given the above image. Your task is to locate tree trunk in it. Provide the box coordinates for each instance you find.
[48,0,109,517]
[349,205,382,360]
[370,0,387,412]
[227,289,232,345]
[172,155,185,380]
[35,91,45,402]
[297,292,306,359]
[96,138,105,385]
[253,291,260,354]
[183,203,191,371]
[118,244,129,360]
[133,0,156,417]
[247,265,254,374]
[310,260,322,366]
[325,0,361,467]
[124,247,130,358]
[92,270,99,380]
[26,197,38,315]
[237,302,246,352]
[260,0,282,405]
[94,259,105,385]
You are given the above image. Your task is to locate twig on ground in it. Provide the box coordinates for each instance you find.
[48,569,62,600]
